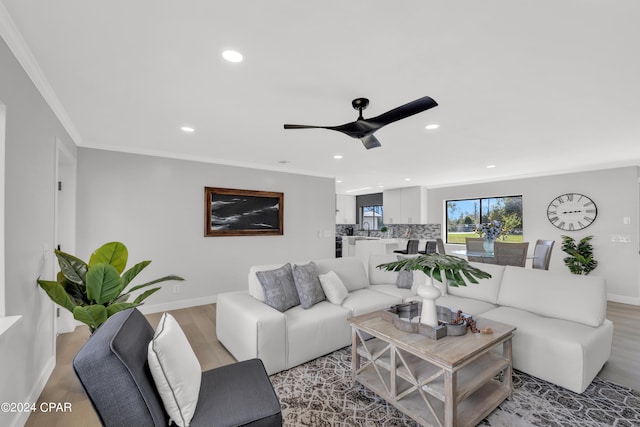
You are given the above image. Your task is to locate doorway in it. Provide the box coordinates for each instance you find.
[54,138,77,334]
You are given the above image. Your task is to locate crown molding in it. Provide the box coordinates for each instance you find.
[0,2,82,145]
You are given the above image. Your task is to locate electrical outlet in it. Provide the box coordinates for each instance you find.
[173,284,181,294]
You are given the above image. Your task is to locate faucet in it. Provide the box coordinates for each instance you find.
[363,222,371,237]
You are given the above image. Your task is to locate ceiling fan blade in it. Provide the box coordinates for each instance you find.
[284,124,332,130]
[366,96,438,128]
[361,135,381,150]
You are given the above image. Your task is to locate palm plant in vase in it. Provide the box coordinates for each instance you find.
[378,254,491,327]
[37,241,184,333]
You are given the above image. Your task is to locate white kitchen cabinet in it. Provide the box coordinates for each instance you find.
[336,194,356,224]
[383,186,425,224]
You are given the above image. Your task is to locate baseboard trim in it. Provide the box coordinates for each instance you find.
[607,293,640,306]
[136,295,219,315]
[10,355,55,427]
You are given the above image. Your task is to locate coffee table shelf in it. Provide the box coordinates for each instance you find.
[350,311,516,427]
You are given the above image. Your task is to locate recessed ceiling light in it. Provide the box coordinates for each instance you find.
[404,178,412,182]
[278,160,290,164]
[222,50,243,63]
[336,179,343,183]
[181,126,195,133]
[487,165,496,169]
[333,155,343,159]
[425,124,440,130]
[345,187,373,193]
[378,185,384,188]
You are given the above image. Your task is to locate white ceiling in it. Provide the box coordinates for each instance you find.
[2,1,640,195]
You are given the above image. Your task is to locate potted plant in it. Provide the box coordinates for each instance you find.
[37,242,184,333]
[474,220,508,253]
[561,235,598,275]
[378,254,491,327]
[380,226,390,238]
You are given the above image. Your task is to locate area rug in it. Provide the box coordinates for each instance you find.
[269,347,640,426]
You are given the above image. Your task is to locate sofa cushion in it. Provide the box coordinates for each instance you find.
[368,254,429,293]
[341,288,402,317]
[369,284,419,303]
[447,262,505,304]
[148,313,202,427]
[435,295,498,316]
[319,271,349,305]
[314,257,370,292]
[480,306,614,393]
[292,262,325,309]
[497,266,607,327]
[285,301,351,368]
[248,263,291,302]
[256,263,300,312]
[395,270,413,289]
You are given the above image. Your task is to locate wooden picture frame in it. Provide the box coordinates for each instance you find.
[204,187,284,237]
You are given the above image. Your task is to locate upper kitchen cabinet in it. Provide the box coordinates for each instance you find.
[336,194,356,224]
[383,186,427,224]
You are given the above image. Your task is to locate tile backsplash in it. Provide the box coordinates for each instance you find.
[336,224,441,240]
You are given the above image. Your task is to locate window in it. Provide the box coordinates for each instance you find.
[360,205,384,230]
[356,193,384,230]
[446,195,523,244]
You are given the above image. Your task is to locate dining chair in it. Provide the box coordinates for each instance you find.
[418,240,438,255]
[465,237,493,263]
[394,239,420,255]
[494,242,530,267]
[532,239,555,270]
[436,238,446,254]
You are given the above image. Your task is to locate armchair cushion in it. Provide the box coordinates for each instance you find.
[148,313,201,427]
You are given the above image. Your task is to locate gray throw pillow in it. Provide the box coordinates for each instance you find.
[256,263,300,312]
[292,262,326,309]
[395,256,413,289]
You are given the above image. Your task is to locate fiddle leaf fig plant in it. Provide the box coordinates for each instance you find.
[377,253,492,287]
[37,242,184,333]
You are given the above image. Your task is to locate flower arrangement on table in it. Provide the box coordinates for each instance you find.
[474,220,508,241]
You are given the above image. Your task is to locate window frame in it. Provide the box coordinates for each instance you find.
[445,195,523,244]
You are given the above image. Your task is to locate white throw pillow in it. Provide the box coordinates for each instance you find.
[148,313,202,427]
[319,270,349,305]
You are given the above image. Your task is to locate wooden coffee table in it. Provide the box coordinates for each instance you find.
[349,311,516,427]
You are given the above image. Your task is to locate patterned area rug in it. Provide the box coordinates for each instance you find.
[269,348,640,426]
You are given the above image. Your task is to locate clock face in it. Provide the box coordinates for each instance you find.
[547,193,597,231]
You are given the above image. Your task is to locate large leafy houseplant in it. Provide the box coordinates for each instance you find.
[377,253,492,287]
[378,253,491,327]
[561,235,598,275]
[37,242,184,333]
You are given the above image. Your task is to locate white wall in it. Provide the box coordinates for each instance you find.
[76,148,336,311]
[427,166,640,304]
[0,36,77,427]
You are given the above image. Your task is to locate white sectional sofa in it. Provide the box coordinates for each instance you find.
[216,254,613,394]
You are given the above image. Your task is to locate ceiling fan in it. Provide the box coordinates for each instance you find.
[283,96,438,149]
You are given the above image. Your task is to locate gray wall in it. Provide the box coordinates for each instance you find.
[76,148,336,310]
[427,166,640,304]
[0,36,76,427]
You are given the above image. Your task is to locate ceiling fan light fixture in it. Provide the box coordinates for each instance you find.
[222,50,243,63]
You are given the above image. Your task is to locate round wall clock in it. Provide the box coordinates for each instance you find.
[546,193,597,231]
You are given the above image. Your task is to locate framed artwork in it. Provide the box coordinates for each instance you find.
[204,187,284,237]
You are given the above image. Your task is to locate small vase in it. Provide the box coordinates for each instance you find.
[417,282,441,328]
[483,238,495,254]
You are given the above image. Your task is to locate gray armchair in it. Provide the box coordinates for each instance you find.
[73,308,282,427]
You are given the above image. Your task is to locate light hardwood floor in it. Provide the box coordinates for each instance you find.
[25,301,640,426]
